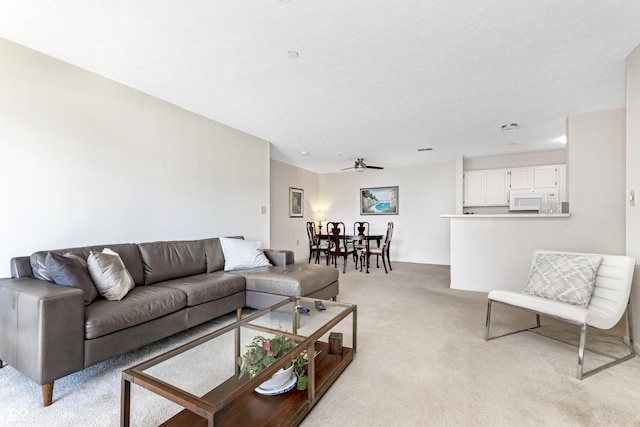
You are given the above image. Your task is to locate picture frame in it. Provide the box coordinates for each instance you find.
[360,186,398,215]
[289,187,304,218]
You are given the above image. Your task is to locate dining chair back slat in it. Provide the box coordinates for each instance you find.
[306,221,327,263]
[325,222,357,273]
[364,222,394,273]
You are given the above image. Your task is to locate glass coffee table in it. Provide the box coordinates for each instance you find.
[121,297,356,426]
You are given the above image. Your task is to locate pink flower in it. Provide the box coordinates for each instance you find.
[262,340,271,353]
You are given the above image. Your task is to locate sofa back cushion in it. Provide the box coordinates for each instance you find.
[30,243,145,285]
[138,240,206,285]
[201,236,245,273]
[202,237,225,273]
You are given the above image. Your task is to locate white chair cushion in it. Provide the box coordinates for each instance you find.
[490,251,635,330]
[488,289,587,324]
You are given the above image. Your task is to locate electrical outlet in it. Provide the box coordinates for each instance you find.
[296,240,299,245]
[260,206,267,214]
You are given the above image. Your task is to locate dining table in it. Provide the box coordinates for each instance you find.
[317,234,384,248]
[317,233,384,273]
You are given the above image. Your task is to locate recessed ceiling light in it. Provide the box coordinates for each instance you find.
[300,151,309,155]
[501,123,519,132]
[287,51,299,59]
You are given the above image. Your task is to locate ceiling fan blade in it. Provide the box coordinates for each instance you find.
[340,166,355,170]
[366,165,384,170]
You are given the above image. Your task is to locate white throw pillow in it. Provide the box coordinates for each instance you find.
[219,237,272,272]
[522,253,602,307]
[87,248,135,300]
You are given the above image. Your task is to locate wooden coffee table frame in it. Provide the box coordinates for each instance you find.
[121,297,357,427]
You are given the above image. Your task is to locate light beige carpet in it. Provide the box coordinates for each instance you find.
[303,262,640,427]
[1,262,639,426]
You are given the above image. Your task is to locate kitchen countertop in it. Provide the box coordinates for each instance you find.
[441,213,571,218]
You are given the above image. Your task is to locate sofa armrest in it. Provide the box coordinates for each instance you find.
[0,278,85,385]
[10,256,32,278]
[263,249,294,266]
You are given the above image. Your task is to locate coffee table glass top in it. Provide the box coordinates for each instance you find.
[127,297,355,410]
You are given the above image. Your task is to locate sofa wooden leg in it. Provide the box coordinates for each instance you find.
[42,382,54,407]
[0,359,3,368]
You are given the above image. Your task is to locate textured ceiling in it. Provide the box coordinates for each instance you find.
[1,1,639,173]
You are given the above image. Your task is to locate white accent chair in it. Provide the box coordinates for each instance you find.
[485,250,636,379]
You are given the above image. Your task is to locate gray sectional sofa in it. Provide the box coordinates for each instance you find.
[0,237,339,406]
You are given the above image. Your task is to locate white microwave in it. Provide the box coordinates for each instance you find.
[509,190,557,211]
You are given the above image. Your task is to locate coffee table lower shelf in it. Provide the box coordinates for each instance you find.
[160,342,354,427]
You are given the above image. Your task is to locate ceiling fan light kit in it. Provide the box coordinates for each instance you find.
[501,123,519,132]
[342,158,384,172]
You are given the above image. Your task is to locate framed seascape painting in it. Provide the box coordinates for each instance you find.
[360,186,399,215]
[289,187,304,217]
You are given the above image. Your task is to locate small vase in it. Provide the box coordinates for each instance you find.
[258,365,294,390]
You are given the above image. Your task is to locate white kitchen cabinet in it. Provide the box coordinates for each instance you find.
[463,171,485,207]
[485,169,509,205]
[464,163,567,208]
[533,165,560,189]
[509,168,532,190]
[463,169,509,207]
[558,164,567,202]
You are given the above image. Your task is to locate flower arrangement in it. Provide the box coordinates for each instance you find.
[237,335,309,390]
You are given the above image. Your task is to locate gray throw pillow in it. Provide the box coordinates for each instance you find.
[87,248,135,301]
[522,253,602,307]
[45,252,99,305]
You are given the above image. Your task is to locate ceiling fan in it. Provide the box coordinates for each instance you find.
[341,158,384,172]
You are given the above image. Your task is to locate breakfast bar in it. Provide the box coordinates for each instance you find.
[441,213,573,293]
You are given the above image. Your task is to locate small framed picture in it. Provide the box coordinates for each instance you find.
[360,186,399,215]
[289,187,304,218]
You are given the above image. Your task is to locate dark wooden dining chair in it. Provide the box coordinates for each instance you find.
[365,222,394,273]
[306,221,327,263]
[353,221,370,271]
[325,222,357,273]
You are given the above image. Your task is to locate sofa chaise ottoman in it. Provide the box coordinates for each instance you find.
[0,236,339,406]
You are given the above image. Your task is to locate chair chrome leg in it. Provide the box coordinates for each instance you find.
[488,300,636,380]
[484,300,493,341]
[484,299,542,341]
[577,323,587,379]
[628,304,636,356]
[577,303,636,380]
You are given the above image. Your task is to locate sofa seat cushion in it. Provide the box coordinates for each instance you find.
[234,264,339,297]
[84,286,187,339]
[153,272,246,306]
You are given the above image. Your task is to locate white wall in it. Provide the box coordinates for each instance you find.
[270,159,320,261]
[450,108,627,292]
[0,38,270,277]
[626,44,640,351]
[463,150,566,171]
[318,162,456,265]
